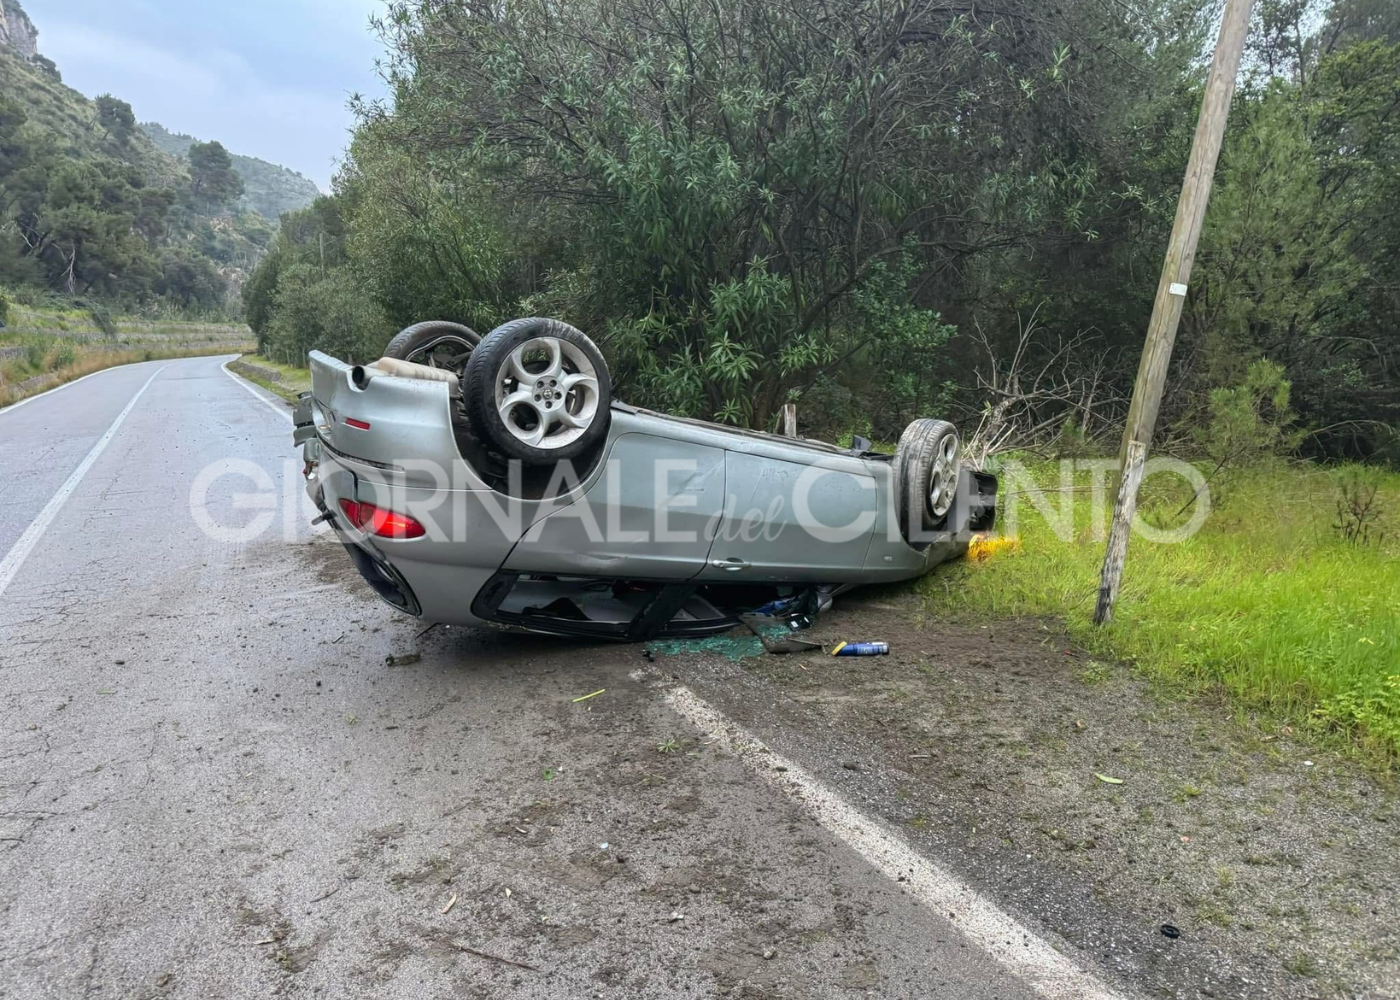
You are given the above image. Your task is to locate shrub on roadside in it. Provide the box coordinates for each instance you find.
[1334,468,1388,546]
[86,302,117,339]
[48,341,76,370]
[1190,361,1303,506]
[1314,675,1400,759]
[262,265,392,367]
[24,336,50,369]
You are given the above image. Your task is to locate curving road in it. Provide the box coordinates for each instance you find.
[0,356,1102,999]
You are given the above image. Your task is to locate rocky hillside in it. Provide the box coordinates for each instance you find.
[0,0,38,60]
[0,26,183,186]
[141,122,320,222]
[0,0,318,221]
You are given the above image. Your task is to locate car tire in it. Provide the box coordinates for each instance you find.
[382,321,481,375]
[464,317,612,464]
[895,418,960,544]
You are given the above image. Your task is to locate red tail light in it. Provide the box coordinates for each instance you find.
[337,498,426,539]
[344,418,371,430]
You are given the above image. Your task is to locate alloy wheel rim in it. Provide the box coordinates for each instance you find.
[928,432,959,519]
[494,337,600,450]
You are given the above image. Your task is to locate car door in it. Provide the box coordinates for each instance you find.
[699,450,878,582]
[504,432,726,580]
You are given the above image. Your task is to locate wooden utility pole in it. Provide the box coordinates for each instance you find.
[1095,0,1255,626]
[781,403,797,438]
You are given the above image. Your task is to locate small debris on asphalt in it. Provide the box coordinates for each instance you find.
[842,761,861,771]
[1094,773,1125,784]
[599,842,609,850]
[1160,924,1181,939]
[643,648,655,662]
[385,653,421,667]
[667,912,685,923]
[155,972,173,988]
[573,688,606,703]
[504,888,512,898]
[440,893,458,915]
[763,948,777,960]
[456,943,539,972]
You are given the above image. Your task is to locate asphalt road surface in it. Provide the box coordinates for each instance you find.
[0,356,1123,999]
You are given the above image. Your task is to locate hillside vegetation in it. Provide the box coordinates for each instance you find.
[0,40,180,186]
[0,296,252,405]
[0,0,306,319]
[141,121,320,222]
[248,0,1399,465]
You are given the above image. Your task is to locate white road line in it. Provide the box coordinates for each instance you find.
[0,366,168,600]
[0,355,233,419]
[647,677,1130,1000]
[221,361,293,423]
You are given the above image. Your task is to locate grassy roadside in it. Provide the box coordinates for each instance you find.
[1,296,254,408]
[226,354,311,404]
[0,343,253,408]
[923,460,1400,765]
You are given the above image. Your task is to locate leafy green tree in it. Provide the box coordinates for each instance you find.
[362,0,1110,426]
[234,0,1398,457]
[263,264,390,366]
[242,243,283,349]
[155,248,227,310]
[187,140,244,212]
[94,94,136,146]
[342,129,517,331]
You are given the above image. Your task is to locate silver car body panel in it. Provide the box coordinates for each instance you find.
[297,350,992,633]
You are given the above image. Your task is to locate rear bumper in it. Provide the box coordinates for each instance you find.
[340,539,421,617]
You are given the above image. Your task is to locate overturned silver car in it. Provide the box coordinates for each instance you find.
[292,318,997,640]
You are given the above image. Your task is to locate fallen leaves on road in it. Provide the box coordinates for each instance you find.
[440,893,457,915]
[1094,773,1125,784]
[572,689,605,703]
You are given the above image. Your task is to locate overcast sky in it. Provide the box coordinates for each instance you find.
[23,0,386,191]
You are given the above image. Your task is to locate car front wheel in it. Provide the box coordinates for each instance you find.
[895,418,960,544]
[463,318,612,464]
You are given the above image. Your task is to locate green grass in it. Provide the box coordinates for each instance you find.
[923,459,1400,763]
[229,354,312,403]
[0,300,253,406]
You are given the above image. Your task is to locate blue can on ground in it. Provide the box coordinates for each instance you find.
[832,641,889,657]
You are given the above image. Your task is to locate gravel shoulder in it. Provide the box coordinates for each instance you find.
[654,589,1400,999]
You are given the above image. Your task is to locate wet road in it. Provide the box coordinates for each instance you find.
[0,356,1101,999]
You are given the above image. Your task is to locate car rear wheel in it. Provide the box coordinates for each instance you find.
[895,418,960,543]
[463,318,612,464]
[382,321,481,376]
